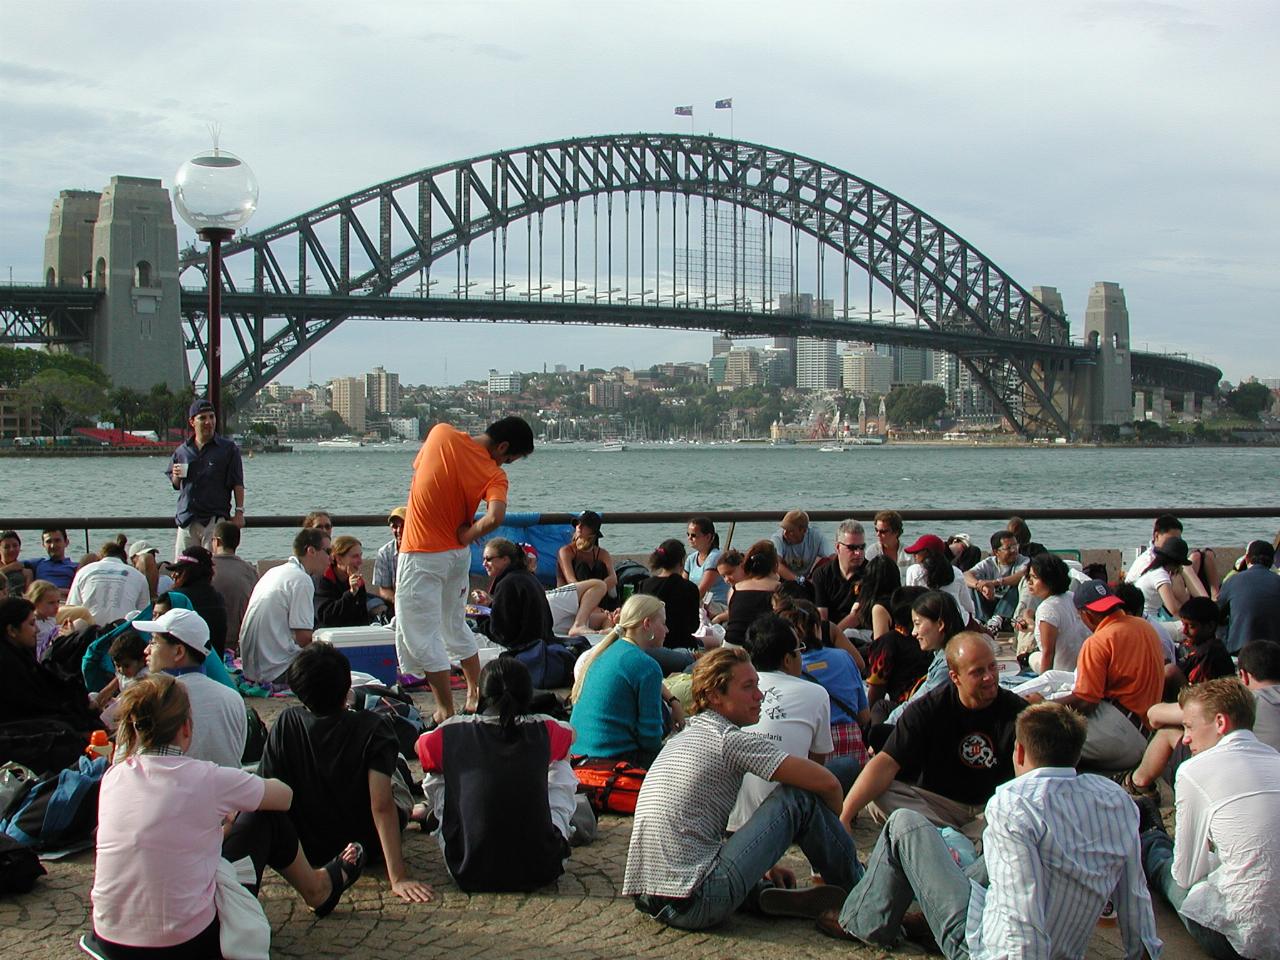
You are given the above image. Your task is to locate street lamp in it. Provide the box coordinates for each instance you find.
[173,147,258,428]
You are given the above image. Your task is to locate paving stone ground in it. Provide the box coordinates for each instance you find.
[1,691,1201,959]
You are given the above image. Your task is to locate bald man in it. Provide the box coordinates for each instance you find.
[840,632,1027,843]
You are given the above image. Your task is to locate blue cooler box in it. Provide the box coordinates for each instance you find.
[315,626,398,685]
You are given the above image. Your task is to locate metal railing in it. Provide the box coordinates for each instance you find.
[4,506,1276,556]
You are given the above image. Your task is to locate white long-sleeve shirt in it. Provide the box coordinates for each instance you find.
[968,766,1162,959]
[1173,730,1280,959]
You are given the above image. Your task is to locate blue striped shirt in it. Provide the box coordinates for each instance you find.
[968,767,1162,959]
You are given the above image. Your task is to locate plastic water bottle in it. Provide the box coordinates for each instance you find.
[86,730,111,760]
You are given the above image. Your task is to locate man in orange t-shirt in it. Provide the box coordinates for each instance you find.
[1050,579,1164,770]
[394,417,534,722]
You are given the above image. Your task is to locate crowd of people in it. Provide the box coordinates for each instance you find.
[2,400,1280,959]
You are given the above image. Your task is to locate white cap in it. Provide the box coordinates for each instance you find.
[131,608,211,655]
[128,539,160,559]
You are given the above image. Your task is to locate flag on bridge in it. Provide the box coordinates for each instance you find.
[714,98,733,109]
[674,105,693,116]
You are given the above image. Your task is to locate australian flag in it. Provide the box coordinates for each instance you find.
[674,105,693,116]
[714,98,733,109]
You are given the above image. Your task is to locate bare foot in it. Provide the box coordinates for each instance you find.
[567,624,595,637]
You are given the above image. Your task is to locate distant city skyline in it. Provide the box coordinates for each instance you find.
[3,2,1276,386]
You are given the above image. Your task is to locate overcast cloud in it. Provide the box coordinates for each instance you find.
[2,0,1275,386]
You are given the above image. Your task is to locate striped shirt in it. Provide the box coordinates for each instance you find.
[968,767,1162,960]
[623,710,786,898]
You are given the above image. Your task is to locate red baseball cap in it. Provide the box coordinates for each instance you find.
[904,534,946,555]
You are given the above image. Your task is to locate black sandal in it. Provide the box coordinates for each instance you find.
[313,842,366,918]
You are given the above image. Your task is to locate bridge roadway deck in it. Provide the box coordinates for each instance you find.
[0,691,1200,960]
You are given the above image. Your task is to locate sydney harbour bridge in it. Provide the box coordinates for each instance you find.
[4,134,1220,438]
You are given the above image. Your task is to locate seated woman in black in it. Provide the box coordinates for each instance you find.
[169,546,229,655]
[723,540,781,647]
[0,597,103,771]
[557,510,618,609]
[483,538,574,688]
[313,535,372,629]
[636,538,701,671]
[415,657,575,892]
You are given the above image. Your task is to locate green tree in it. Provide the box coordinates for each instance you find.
[1224,382,1272,421]
[108,386,147,440]
[18,370,108,436]
[247,421,278,437]
[0,346,110,389]
[885,384,947,427]
[320,410,347,436]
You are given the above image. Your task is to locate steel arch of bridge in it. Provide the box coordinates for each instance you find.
[180,134,1074,436]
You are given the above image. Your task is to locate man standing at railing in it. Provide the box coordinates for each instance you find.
[166,398,245,561]
[395,417,534,726]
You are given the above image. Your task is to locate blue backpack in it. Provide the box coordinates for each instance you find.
[0,755,107,851]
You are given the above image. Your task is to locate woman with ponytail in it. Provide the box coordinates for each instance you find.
[569,593,676,767]
[87,674,365,958]
[637,538,701,660]
[416,657,575,892]
[722,540,782,647]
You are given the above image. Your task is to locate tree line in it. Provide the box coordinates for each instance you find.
[0,346,194,439]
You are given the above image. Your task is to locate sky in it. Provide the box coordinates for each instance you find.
[2,1,1276,388]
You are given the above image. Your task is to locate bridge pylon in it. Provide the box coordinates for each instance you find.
[42,177,187,392]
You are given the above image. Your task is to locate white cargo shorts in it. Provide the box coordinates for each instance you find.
[393,547,479,675]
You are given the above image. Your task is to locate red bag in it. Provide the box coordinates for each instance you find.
[570,756,646,815]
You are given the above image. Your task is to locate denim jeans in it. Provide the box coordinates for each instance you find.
[826,754,863,795]
[644,784,862,931]
[839,809,973,959]
[1141,831,1244,960]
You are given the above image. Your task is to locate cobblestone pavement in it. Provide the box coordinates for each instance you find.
[1,692,1199,959]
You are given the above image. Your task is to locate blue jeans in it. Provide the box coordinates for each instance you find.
[641,785,862,930]
[645,647,696,675]
[1141,830,1244,960]
[839,809,973,959]
[826,754,863,795]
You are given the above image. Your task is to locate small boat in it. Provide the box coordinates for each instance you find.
[818,444,847,453]
[317,437,365,448]
[591,440,627,453]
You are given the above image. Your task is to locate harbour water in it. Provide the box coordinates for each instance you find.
[0,443,1276,562]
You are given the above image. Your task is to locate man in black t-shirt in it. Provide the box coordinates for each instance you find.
[259,643,435,904]
[840,632,1026,844]
[812,520,868,637]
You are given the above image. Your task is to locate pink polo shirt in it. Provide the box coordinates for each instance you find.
[91,754,265,947]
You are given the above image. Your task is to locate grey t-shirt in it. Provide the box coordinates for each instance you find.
[770,527,832,578]
[623,710,786,898]
[1252,686,1280,754]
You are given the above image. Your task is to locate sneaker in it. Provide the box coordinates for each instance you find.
[985,615,1004,633]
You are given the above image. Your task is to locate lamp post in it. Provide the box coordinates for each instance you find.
[173,147,258,429]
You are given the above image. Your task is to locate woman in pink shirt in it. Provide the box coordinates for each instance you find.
[85,673,365,958]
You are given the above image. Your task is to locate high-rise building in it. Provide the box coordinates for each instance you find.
[708,354,728,385]
[711,334,734,357]
[365,366,401,414]
[890,345,928,386]
[588,380,625,408]
[841,348,893,396]
[329,377,366,434]
[724,348,763,388]
[760,347,794,387]
[796,337,839,391]
[487,369,523,394]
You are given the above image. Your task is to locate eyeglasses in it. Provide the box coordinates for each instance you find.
[482,555,500,564]
[838,541,866,552]
[147,633,178,647]
[874,527,893,536]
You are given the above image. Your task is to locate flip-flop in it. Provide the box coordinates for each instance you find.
[313,842,366,918]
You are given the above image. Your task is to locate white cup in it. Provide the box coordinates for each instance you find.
[173,462,189,479]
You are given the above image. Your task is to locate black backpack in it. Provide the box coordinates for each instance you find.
[614,559,651,596]
[0,834,45,894]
